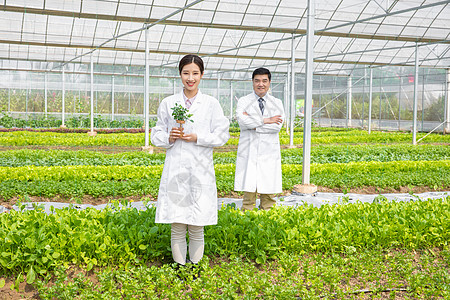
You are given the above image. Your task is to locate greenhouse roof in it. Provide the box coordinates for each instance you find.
[0,0,449,79]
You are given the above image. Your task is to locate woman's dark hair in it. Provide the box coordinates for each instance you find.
[252,67,271,81]
[179,54,204,74]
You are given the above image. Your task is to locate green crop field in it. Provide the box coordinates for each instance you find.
[1,128,449,299]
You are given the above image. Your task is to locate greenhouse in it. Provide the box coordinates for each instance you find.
[0,0,449,299]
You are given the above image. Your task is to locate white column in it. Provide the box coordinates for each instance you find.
[445,69,450,134]
[412,43,419,145]
[301,0,315,185]
[128,77,131,114]
[26,87,28,115]
[347,76,352,128]
[230,82,233,119]
[61,68,65,127]
[111,76,115,121]
[398,73,402,130]
[368,68,373,134]
[90,54,95,134]
[144,26,150,147]
[289,34,295,147]
[8,71,11,112]
[44,72,48,118]
[285,70,290,131]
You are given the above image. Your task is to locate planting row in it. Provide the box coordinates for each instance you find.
[1,129,449,146]
[0,127,146,134]
[0,113,149,129]
[1,144,449,167]
[1,160,449,199]
[33,249,450,299]
[1,197,449,280]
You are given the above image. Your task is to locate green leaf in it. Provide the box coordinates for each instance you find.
[149,226,158,235]
[12,273,21,291]
[0,279,5,288]
[26,266,36,284]
[86,262,93,271]
[139,244,147,250]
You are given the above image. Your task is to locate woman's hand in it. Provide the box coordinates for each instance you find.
[169,127,184,144]
[181,133,197,143]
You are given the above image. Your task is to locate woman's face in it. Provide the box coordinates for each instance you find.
[180,62,203,94]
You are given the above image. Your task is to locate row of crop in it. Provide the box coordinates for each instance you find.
[1,130,449,146]
[277,131,449,145]
[1,197,449,280]
[0,113,149,129]
[1,160,448,199]
[0,127,146,134]
[0,131,144,146]
[1,144,449,167]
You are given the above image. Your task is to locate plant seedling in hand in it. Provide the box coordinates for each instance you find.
[171,103,193,135]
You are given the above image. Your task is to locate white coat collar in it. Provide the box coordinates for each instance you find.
[178,90,204,105]
[253,91,271,102]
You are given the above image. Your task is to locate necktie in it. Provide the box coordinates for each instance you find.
[185,98,192,109]
[258,98,265,115]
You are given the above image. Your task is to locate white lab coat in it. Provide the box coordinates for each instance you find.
[151,90,230,226]
[234,92,284,194]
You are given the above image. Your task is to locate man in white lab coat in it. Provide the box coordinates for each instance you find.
[234,68,285,210]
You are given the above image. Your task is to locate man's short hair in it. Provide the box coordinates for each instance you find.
[252,68,271,81]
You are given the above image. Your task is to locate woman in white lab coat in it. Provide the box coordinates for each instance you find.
[151,54,229,266]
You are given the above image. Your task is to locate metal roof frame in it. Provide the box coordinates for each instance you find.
[0,0,448,78]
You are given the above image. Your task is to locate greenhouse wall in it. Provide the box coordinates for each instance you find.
[0,65,447,133]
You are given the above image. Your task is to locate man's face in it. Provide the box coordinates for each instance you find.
[252,74,270,98]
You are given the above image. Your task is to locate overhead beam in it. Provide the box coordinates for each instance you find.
[0,39,444,68]
[0,67,256,81]
[1,5,304,33]
[2,4,449,44]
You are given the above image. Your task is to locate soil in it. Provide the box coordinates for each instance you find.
[0,186,445,208]
[0,276,39,300]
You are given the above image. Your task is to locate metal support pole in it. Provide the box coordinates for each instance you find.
[144,27,150,147]
[128,77,131,115]
[318,78,322,126]
[44,72,48,118]
[301,0,315,185]
[379,79,382,129]
[444,69,450,134]
[368,68,373,134]
[421,72,425,132]
[347,75,352,128]
[361,76,365,128]
[26,88,28,116]
[412,43,419,145]
[73,73,76,114]
[90,54,95,134]
[111,76,115,121]
[173,78,176,94]
[285,72,290,132]
[230,82,233,119]
[398,74,402,130]
[8,71,11,112]
[62,68,65,127]
[289,34,295,147]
